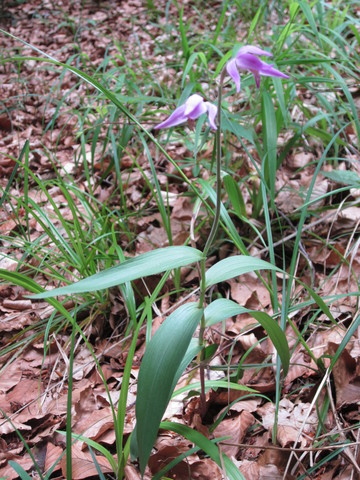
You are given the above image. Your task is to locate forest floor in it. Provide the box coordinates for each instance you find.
[1,1,360,479]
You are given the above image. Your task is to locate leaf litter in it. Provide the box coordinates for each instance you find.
[0,0,360,479]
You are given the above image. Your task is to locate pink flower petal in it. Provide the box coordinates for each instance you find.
[204,102,218,130]
[235,53,267,72]
[258,63,290,79]
[227,44,289,91]
[184,94,206,117]
[154,104,187,129]
[237,45,273,57]
[226,58,241,93]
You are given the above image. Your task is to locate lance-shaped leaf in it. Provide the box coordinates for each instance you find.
[30,246,203,299]
[160,422,245,480]
[135,302,203,476]
[204,299,290,375]
[205,255,281,287]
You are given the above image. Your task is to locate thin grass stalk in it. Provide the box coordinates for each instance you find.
[198,69,226,417]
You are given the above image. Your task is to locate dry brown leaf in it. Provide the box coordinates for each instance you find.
[149,444,223,480]
[26,414,63,445]
[183,457,223,479]
[310,326,346,361]
[73,407,115,448]
[259,399,317,447]
[0,362,23,393]
[124,464,152,480]
[259,463,286,480]
[6,378,44,417]
[72,348,94,381]
[0,438,23,461]
[148,435,194,475]
[328,342,360,407]
[44,442,63,475]
[229,273,271,309]
[214,411,255,457]
[287,151,313,169]
[228,397,261,413]
[242,365,275,393]
[238,459,261,479]
[60,444,113,479]
[1,299,32,311]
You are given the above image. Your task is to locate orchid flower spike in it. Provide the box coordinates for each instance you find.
[154,94,218,131]
[226,45,289,93]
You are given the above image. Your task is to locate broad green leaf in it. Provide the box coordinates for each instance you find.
[30,246,203,299]
[249,310,289,375]
[321,169,360,187]
[204,298,249,326]
[205,299,290,375]
[205,256,281,287]
[213,49,232,78]
[88,447,108,480]
[276,2,299,52]
[171,338,202,394]
[173,379,257,398]
[160,422,245,480]
[202,343,219,362]
[135,303,203,475]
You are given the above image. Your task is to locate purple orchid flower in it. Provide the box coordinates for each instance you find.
[154,94,218,130]
[226,45,289,92]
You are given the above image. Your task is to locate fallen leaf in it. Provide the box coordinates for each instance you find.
[214,410,255,457]
[60,444,113,479]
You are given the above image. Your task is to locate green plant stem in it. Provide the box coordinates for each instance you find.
[198,69,226,418]
[202,69,226,259]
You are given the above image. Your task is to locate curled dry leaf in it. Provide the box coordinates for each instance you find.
[229,273,272,310]
[259,398,318,447]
